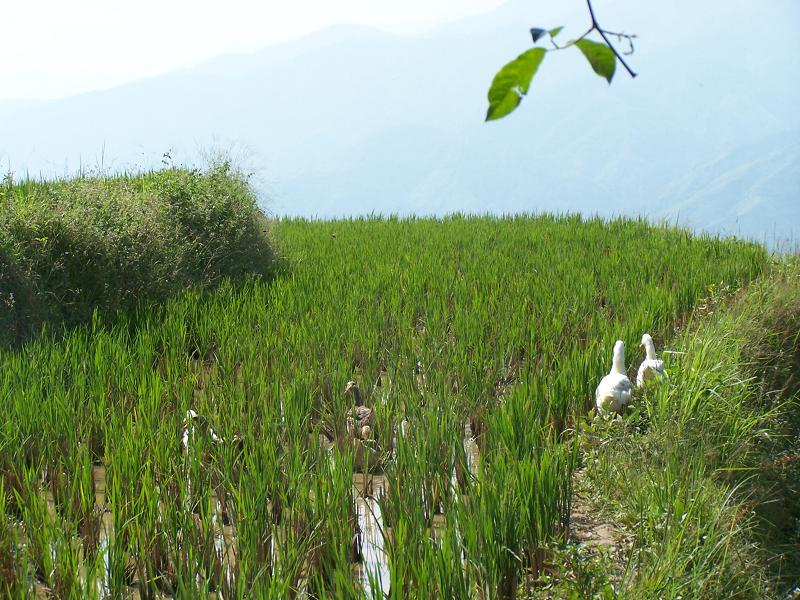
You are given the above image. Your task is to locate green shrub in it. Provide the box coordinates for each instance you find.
[0,163,277,345]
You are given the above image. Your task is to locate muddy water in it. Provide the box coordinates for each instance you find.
[29,424,482,599]
[352,473,389,598]
[353,422,479,598]
[464,421,480,477]
[93,465,114,598]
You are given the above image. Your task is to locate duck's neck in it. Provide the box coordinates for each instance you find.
[612,347,626,375]
[353,386,363,407]
[644,340,657,360]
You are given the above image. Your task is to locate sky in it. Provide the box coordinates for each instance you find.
[0,0,506,101]
[1,0,797,245]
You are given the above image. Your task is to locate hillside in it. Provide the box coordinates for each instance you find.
[1,0,798,245]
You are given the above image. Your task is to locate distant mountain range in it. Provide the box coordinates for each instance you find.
[1,0,798,247]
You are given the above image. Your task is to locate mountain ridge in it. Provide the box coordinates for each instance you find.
[1,0,797,246]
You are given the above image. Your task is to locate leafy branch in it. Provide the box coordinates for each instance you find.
[485,0,637,121]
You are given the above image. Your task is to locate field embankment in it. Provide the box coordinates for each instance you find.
[0,214,775,598]
[574,261,800,598]
[0,163,276,346]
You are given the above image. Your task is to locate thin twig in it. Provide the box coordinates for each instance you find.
[586,0,637,78]
[602,30,637,56]
[549,26,594,50]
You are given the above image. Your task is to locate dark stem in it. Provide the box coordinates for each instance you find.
[586,0,637,78]
[550,26,593,50]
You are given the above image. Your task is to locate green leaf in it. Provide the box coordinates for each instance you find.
[574,38,616,83]
[485,47,547,121]
[529,28,547,43]
[548,26,564,39]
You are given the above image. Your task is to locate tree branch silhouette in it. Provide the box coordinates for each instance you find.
[485,0,638,121]
[585,0,637,78]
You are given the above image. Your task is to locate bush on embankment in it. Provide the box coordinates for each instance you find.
[0,163,276,346]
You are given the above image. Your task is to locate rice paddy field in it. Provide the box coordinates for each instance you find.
[0,215,771,598]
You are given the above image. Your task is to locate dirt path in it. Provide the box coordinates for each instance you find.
[569,470,627,558]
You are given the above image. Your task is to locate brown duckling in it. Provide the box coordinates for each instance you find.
[344,381,375,439]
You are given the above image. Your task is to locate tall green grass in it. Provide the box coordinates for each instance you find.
[579,260,800,598]
[0,214,768,597]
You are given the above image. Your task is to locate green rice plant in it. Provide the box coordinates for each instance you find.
[514,443,577,577]
[375,384,468,597]
[0,480,29,597]
[375,476,433,599]
[0,212,773,597]
[457,453,524,600]
[228,441,286,594]
[427,519,474,599]
[306,450,361,599]
[15,464,56,592]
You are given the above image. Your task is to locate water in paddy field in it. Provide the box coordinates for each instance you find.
[22,418,483,598]
[352,425,480,599]
[353,473,389,598]
[93,465,112,599]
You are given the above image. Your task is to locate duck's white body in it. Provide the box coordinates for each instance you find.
[182,409,222,452]
[636,334,665,388]
[595,340,633,414]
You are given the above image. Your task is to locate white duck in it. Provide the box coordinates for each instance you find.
[636,333,665,388]
[182,409,223,452]
[595,340,633,414]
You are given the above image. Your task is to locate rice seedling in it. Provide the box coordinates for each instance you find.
[0,211,771,597]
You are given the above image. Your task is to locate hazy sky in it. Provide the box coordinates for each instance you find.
[1,0,506,101]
